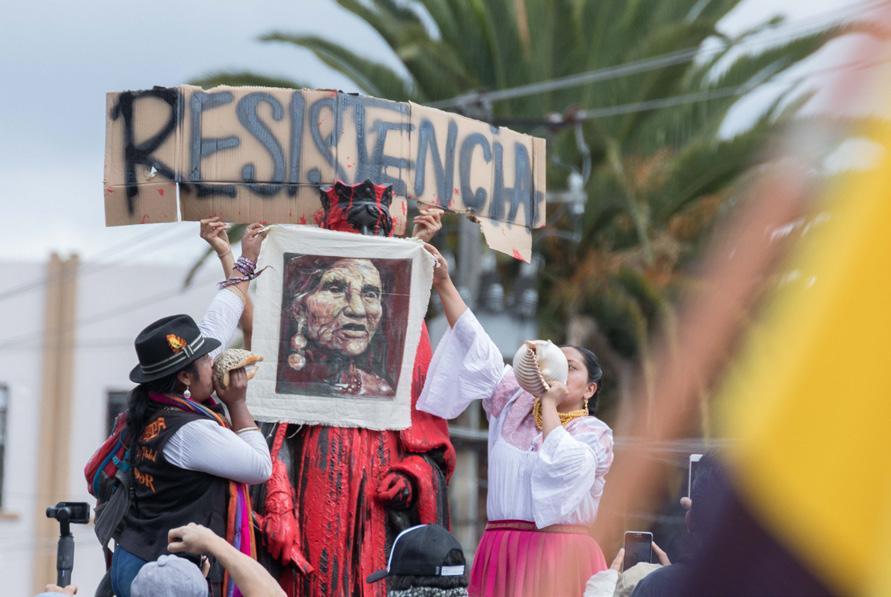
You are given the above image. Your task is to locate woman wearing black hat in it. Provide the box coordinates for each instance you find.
[110,221,272,597]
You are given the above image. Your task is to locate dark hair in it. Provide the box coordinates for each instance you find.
[387,548,467,591]
[124,362,197,452]
[564,345,604,415]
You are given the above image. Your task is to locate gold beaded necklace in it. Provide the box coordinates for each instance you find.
[532,398,589,431]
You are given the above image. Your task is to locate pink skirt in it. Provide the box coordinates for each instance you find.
[469,520,607,597]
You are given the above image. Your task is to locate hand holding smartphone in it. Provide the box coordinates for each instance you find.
[688,453,703,498]
[623,531,653,570]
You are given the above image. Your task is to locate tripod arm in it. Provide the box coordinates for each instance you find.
[56,531,74,587]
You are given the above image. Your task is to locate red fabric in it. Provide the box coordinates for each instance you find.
[84,411,128,498]
[384,455,443,526]
[258,423,313,575]
[470,522,607,597]
[273,325,456,597]
[319,180,394,237]
[263,200,455,596]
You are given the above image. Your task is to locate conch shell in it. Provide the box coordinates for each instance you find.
[511,340,568,397]
[213,348,264,390]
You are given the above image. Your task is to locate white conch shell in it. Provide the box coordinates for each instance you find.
[511,340,568,397]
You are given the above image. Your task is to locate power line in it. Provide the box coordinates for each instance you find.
[490,54,891,127]
[0,339,146,352]
[0,271,220,350]
[0,226,160,303]
[0,224,188,304]
[430,0,888,109]
[439,0,886,108]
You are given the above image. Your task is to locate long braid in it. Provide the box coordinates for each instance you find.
[124,363,197,462]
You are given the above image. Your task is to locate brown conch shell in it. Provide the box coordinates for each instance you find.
[213,348,264,390]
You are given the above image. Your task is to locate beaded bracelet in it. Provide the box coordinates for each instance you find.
[218,265,269,289]
[234,256,257,276]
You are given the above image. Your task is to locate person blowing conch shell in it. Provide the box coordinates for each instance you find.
[512,340,569,397]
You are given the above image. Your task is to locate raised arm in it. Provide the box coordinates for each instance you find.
[200,217,236,278]
[169,524,285,597]
[530,420,614,528]
[411,205,444,243]
[424,243,466,327]
[417,244,520,420]
[232,223,267,349]
[164,369,271,484]
[198,220,267,353]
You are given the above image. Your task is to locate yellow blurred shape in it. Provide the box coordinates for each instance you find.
[719,137,891,596]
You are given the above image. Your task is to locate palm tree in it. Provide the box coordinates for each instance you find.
[194,0,874,419]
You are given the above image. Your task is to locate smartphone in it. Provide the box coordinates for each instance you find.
[623,531,653,570]
[688,453,703,498]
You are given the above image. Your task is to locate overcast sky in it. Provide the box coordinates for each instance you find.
[0,0,878,266]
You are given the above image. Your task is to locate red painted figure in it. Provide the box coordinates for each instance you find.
[252,180,456,596]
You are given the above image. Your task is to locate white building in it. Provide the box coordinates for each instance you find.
[0,254,226,595]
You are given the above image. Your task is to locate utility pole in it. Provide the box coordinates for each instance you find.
[456,216,482,309]
[32,253,79,593]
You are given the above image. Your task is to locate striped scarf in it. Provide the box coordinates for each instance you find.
[149,393,257,597]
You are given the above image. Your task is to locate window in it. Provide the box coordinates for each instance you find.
[0,385,7,509]
[106,390,129,436]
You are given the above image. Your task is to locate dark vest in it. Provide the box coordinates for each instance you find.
[118,408,228,563]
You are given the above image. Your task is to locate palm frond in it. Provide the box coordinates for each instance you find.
[648,125,771,224]
[262,33,413,100]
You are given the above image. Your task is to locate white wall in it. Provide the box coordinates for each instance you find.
[0,256,227,595]
[0,262,48,594]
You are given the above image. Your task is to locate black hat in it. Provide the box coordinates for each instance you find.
[129,314,220,383]
[366,524,465,583]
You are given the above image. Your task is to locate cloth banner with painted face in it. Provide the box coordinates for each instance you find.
[247,225,435,430]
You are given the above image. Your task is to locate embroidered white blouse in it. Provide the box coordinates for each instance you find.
[418,309,614,529]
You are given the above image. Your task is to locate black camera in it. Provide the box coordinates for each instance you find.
[45,501,91,587]
[46,502,91,525]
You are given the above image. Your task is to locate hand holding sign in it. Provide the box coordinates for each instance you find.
[411,205,443,242]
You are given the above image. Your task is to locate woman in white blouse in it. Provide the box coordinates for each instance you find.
[110,220,272,597]
[418,245,614,597]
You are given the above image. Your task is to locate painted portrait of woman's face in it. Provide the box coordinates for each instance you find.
[303,259,383,356]
[276,253,413,399]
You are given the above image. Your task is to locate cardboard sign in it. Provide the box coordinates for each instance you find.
[247,226,433,429]
[103,85,547,260]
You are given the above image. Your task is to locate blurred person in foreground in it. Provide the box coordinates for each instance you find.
[584,454,727,597]
[631,453,728,597]
[583,541,670,597]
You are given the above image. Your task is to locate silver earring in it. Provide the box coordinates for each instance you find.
[183,385,191,400]
[288,317,308,371]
